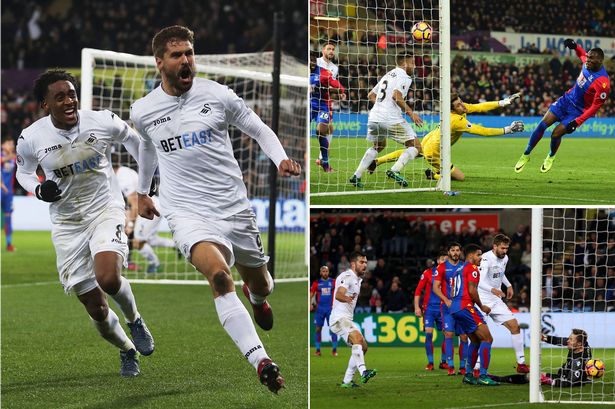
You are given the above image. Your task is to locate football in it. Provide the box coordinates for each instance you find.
[411,21,432,43]
[585,359,605,378]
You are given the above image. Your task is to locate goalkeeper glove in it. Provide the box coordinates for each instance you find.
[504,120,525,134]
[565,120,578,134]
[499,92,522,107]
[564,39,577,50]
[35,180,62,202]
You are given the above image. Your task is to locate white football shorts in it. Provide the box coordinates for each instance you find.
[479,292,516,325]
[52,206,128,295]
[167,207,268,268]
[134,195,163,241]
[367,121,417,144]
[329,317,362,344]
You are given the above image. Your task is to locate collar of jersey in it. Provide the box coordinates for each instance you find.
[49,114,80,138]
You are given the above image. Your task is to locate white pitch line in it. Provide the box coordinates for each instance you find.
[460,190,615,203]
[1,281,57,289]
[443,402,528,409]
[1,277,307,288]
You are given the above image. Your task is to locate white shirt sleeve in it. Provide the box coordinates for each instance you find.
[478,256,494,293]
[223,87,288,168]
[130,106,158,195]
[15,136,40,194]
[104,110,140,161]
[502,273,512,288]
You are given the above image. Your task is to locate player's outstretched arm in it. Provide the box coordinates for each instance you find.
[498,92,522,107]
[15,136,62,202]
[278,159,301,177]
[564,39,587,63]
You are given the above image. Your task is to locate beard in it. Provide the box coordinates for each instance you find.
[163,64,195,92]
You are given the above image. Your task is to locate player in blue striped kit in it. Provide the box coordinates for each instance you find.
[311,265,339,356]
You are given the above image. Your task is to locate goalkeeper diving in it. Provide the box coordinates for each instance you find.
[369,92,524,181]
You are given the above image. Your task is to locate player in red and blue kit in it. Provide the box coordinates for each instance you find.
[310,52,345,173]
[446,244,498,386]
[310,265,338,356]
[414,253,448,370]
[1,138,17,252]
[433,243,470,375]
[515,40,611,173]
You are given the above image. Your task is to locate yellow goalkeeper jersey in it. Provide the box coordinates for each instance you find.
[421,101,503,154]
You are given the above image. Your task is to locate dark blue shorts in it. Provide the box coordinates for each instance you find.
[442,308,456,333]
[452,307,485,335]
[423,306,443,330]
[1,193,13,213]
[310,109,332,125]
[314,308,332,327]
[549,96,583,127]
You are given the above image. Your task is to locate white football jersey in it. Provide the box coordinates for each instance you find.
[329,269,362,325]
[317,57,338,79]
[478,250,510,297]
[16,110,133,224]
[130,78,288,220]
[115,166,138,198]
[368,67,413,123]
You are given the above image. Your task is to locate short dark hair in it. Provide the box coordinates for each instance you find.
[464,244,482,257]
[349,251,366,262]
[451,92,461,108]
[493,234,511,246]
[152,25,194,58]
[33,69,77,104]
[396,52,413,65]
[572,328,588,345]
[438,251,448,258]
[447,242,461,251]
[322,41,336,48]
[589,47,604,60]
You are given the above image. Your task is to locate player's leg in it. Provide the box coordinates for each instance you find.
[76,284,139,377]
[515,110,558,172]
[371,149,404,174]
[386,123,420,186]
[424,326,435,369]
[91,213,154,356]
[350,126,385,187]
[462,332,480,384]
[348,330,377,383]
[502,318,529,372]
[326,313,338,355]
[94,251,155,356]
[2,195,14,251]
[541,122,569,173]
[474,324,494,377]
[443,312,456,373]
[314,325,323,355]
[458,333,469,375]
[316,114,333,172]
[191,241,283,393]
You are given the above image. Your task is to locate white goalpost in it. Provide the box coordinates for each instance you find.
[309,0,451,196]
[80,48,308,284]
[530,208,615,404]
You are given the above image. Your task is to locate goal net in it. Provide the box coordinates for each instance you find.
[530,208,615,404]
[309,0,451,196]
[80,48,308,283]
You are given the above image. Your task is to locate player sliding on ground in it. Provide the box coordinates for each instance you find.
[515,40,610,173]
[349,52,423,188]
[131,26,301,394]
[414,253,449,370]
[477,234,529,374]
[16,70,154,377]
[329,252,377,388]
[433,243,470,375]
[369,91,524,181]
[488,329,593,387]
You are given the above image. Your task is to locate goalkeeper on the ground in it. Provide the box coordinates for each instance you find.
[486,329,593,387]
[368,92,524,181]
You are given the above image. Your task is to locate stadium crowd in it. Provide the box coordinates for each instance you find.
[451,0,615,38]
[310,210,615,314]
[2,0,306,69]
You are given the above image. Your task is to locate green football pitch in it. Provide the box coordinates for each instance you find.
[1,232,308,409]
[310,346,615,408]
[310,137,615,205]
